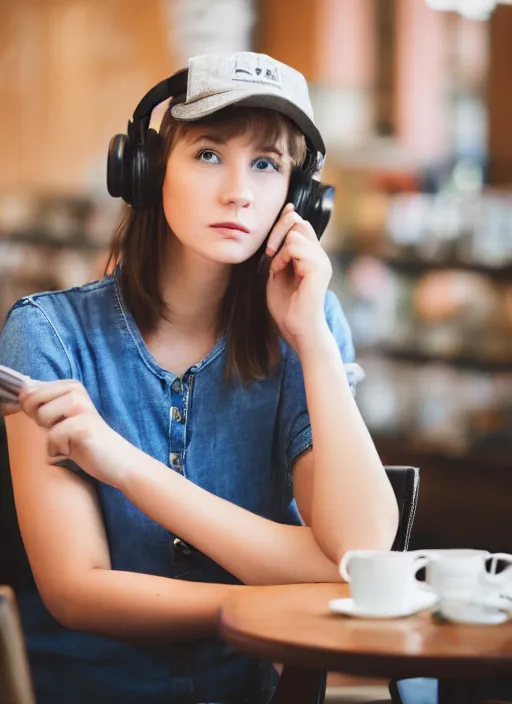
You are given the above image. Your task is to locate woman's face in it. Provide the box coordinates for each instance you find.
[162,124,292,264]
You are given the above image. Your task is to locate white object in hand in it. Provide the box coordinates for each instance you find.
[0,364,33,407]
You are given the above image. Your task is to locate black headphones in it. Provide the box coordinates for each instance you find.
[107,69,335,239]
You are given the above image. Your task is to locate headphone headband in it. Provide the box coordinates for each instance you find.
[128,69,189,141]
[132,69,188,122]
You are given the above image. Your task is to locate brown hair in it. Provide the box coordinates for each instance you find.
[105,105,307,384]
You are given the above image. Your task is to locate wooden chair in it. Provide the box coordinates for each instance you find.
[268,466,420,704]
[0,586,36,704]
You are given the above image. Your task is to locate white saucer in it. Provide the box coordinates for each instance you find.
[486,591,512,612]
[436,600,510,625]
[329,590,438,619]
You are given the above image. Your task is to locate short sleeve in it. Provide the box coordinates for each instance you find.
[0,299,94,483]
[277,290,361,473]
[0,299,75,381]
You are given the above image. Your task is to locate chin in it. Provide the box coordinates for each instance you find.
[205,242,261,265]
[212,253,257,266]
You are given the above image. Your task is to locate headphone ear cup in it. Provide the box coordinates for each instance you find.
[286,167,335,240]
[130,144,147,208]
[130,128,164,208]
[310,181,335,238]
[107,128,163,207]
[143,128,165,203]
[107,134,127,199]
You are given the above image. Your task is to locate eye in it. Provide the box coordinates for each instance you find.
[253,157,280,173]
[197,150,221,164]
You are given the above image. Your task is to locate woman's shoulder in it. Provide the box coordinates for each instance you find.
[4,274,119,343]
[8,274,116,321]
[0,275,118,381]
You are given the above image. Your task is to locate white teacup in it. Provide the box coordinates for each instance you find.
[339,550,429,615]
[421,550,512,594]
[422,549,491,603]
[419,549,512,623]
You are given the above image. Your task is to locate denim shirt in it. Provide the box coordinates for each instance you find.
[0,272,356,704]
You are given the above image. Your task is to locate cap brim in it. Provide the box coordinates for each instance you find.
[171,90,325,157]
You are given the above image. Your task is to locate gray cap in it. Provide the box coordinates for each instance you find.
[170,52,325,158]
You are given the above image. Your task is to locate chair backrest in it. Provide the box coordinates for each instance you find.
[0,418,35,592]
[385,466,420,552]
[0,586,36,704]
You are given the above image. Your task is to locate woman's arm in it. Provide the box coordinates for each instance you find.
[17,383,340,586]
[114,441,340,585]
[61,570,233,643]
[296,334,399,564]
[265,207,399,565]
[6,412,237,642]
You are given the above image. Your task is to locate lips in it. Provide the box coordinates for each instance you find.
[210,222,250,234]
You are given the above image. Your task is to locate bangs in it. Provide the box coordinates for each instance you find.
[167,106,307,168]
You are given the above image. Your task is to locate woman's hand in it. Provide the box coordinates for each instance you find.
[0,402,21,417]
[266,203,333,355]
[19,380,128,488]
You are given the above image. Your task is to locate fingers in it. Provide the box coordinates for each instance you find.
[270,230,310,276]
[0,403,20,417]
[265,204,297,255]
[269,225,333,280]
[34,394,75,430]
[0,378,43,416]
[266,204,317,255]
[46,416,75,461]
[20,380,90,424]
[46,414,91,464]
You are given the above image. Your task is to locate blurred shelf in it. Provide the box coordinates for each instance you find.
[332,248,512,281]
[360,345,512,372]
[0,231,106,252]
[372,433,511,472]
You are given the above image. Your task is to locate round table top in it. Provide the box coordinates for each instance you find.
[218,582,512,680]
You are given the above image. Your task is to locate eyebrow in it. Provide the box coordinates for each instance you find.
[258,144,284,158]
[188,133,228,146]
[188,133,285,158]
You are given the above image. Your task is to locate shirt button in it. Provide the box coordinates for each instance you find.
[171,407,184,423]
[171,378,182,394]
[173,537,192,555]
[169,452,182,470]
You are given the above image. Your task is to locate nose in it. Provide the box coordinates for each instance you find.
[219,163,254,209]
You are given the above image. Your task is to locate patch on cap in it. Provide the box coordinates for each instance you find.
[232,54,282,88]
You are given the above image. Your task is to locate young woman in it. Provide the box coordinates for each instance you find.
[1,52,398,703]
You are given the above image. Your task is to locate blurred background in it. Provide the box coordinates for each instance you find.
[1,0,512,555]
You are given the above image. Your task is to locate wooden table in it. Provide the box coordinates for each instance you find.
[219,582,512,704]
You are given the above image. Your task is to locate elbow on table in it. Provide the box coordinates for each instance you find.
[356,505,400,553]
[327,511,401,566]
[40,586,80,630]
[351,491,400,553]
[38,572,99,632]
